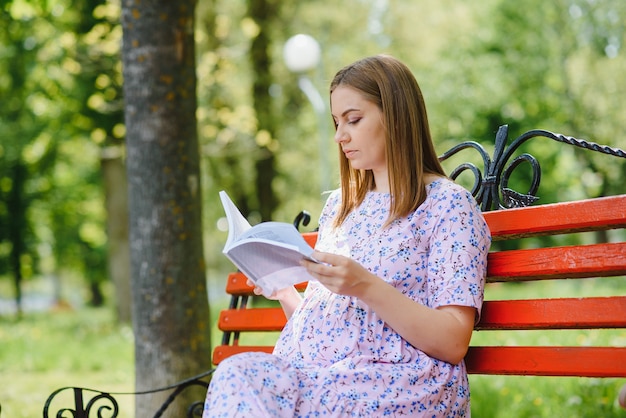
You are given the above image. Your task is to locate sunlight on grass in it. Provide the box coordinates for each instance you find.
[469,374,625,418]
[0,308,135,418]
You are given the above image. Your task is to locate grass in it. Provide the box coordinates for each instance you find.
[0,307,136,418]
[0,277,625,417]
[470,374,623,418]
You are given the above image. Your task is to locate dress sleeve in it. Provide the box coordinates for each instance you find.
[427,185,491,322]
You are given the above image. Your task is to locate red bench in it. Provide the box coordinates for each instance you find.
[213,195,626,380]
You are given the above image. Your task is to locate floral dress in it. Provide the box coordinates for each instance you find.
[203,178,491,417]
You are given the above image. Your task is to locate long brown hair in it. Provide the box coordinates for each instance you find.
[330,55,445,227]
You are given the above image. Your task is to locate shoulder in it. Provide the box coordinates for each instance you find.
[427,177,479,209]
[416,178,487,229]
[322,188,342,210]
[318,189,342,225]
[326,188,342,201]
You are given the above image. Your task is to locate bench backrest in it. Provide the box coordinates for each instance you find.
[213,194,626,377]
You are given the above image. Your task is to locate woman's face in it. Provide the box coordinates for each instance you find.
[331,85,387,178]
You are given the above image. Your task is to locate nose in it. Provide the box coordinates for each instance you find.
[334,125,348,143]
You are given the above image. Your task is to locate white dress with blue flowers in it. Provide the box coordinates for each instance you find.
[203,178,491,417]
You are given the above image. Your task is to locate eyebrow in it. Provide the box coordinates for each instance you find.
[332,108,361,119]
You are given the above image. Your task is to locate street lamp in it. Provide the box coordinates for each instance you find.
[283,34,330,194]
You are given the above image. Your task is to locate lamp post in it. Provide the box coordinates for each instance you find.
[283,34,330,194]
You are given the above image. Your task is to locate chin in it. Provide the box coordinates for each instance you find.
[348,161,367,170]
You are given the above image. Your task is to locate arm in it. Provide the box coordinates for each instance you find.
[302,253,476,364]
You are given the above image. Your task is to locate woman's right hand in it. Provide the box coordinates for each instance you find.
[247,279,292,301]
[247,279,303,318]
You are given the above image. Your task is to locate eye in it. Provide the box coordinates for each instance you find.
[348,117,362,125]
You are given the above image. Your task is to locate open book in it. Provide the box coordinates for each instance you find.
[219,190,317,297]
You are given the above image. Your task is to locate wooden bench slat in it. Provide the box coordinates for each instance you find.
[226,243,626,295]
[212,345,273,365]
[225,272,307,295]
[224,272,251,295]
[219,307,286,331]
[487,242,626,282]
[219,297,626,334]
[477,297,626,330]
[483,194,626,240]
[466,346,626,377]
[301,232,318,247]
[212,345,626,377]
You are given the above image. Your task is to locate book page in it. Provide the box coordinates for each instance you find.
[237,222,314,255]
[226,241,315,297]
[255,266,310,298]
[219,190,251,249]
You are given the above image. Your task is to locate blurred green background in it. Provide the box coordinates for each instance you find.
[1,0,625,416]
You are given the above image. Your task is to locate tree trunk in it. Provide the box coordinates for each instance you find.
[248,0,279,221]
[121,1,212,416]
[101,146,131,323]
[8,161,27,319]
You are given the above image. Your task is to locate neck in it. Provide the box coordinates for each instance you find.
[372,170,389,193]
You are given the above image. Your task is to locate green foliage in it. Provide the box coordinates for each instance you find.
[0,0,122,306]
[431,0,626,204]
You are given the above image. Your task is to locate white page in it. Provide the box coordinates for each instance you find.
[237,222,314,255]
[227,242,315,297]
[219,190,251,250]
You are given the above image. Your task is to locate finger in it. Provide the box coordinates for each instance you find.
[311,250,334,264]
[312,251,350,268]
[306,261,335,279]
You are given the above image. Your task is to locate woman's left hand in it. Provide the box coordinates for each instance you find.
[301,250,376,297]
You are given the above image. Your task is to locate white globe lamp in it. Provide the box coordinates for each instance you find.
[283,34,321,73]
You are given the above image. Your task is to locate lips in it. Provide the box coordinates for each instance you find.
[343,149,357,158]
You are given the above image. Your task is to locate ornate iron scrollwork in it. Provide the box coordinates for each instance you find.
[293,210,311,230]
[438,124,626,211]
[43,369,214,418]
[43,387,119,418]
